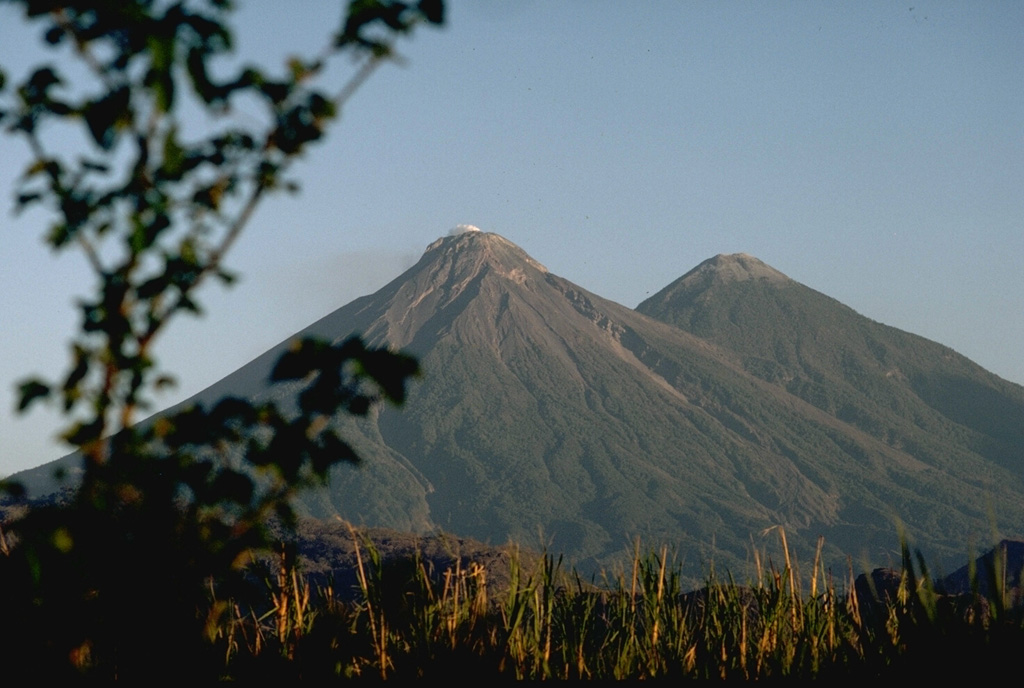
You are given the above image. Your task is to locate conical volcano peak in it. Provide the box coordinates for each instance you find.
[356,228,551,349]
[424,228,548,275]
[15,225,1024,589]
[694,253,790,285]
[636,253,792,322]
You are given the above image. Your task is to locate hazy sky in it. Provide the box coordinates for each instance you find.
[1,1,1022,475]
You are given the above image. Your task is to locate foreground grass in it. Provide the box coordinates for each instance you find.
[211,530,1024,680]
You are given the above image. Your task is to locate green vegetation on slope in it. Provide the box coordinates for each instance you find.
[638,254,1024,572]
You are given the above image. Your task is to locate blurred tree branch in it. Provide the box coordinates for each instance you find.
[0,0,439,678]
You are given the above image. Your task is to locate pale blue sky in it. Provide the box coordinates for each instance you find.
[1,1,1022,475]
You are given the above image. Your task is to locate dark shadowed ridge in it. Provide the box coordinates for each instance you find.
[11,236,1024,583]
[940,539,1024,602]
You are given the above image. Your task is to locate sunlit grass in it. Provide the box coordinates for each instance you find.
[208,529,1024,679]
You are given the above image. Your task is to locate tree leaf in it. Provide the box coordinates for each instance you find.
[418,0,445,24]
[161,126,186,178]
[0,478,26,500]
[16,379,51,412]
[83,87,130,150]
[61,418,104,446]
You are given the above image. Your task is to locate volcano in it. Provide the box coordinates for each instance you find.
[14,232,1024,580]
